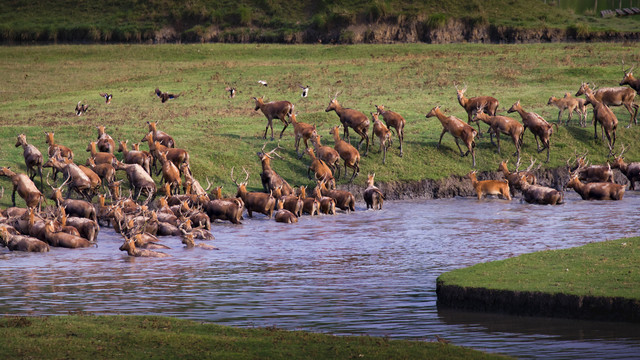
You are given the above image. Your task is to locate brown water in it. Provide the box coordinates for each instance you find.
[1,192,639,359]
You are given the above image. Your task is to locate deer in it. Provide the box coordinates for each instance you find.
[375,104,405,157]
[15,134,43,190]
[43,155,93,201]
[96,125,116,153]
[118,140,151,175]
[44,131,73,180]
[274,199,298,223]
[64,215,99,243]
[47,176,97,222]
[86,157,115,191]
[179,218,214,240]
[370,112,392,164]
[325,94,370,156]
[363,173,384,210]
[253,97,294,140]
[498,158,537,192]
[566,171,625,201]
[329,125,360,182]
[318,179,355,212]
[425,106,477,167]
[55,206,84,239]
[181,231,218,250]
[0,225,49,252]
[467,171,511,201]
[507,101,554,162]
[306,147,335,189]
[43,219,93,248]
[295,186,317,216]
[86,141,117,165]
[576,82,638,128]
[620,64,640,92]
[131,142,155,171]
[472,106,524,163]
[309,133,341,179]
[563,92,589,126]
[576,84,618,156]
[289,111,317,158]
[181,164,208,197]
[141,132,189,175]
[233,167,276,219]
[258,143,293,196]
[146,120,175,148]
[611,145,640,190]
[278,188,304,218]
[0,167,44,210]
[312,185,336,215]
[112,160,156,202]
[203,196,244,225]
[157,151,182,195]
[519,175,564,205]
[567,153,614,183]
[455,84,499,136]
[120,235,170,257]
[547,95,586,126]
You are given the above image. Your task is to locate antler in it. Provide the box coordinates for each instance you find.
[242,167,250,183]
[230,167,238,186]
[525,157,537,173]
[205,177,212,191]
[266,142,284,159]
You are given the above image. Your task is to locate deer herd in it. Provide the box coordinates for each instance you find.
[0,64,639,256]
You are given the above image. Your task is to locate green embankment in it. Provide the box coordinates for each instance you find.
[0,315,509,359]
[1,43,639,207]
[437,237,640,321]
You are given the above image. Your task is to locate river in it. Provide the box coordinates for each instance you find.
[1,192,639,359]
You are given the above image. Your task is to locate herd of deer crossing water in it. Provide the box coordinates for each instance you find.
[1,67,639,256]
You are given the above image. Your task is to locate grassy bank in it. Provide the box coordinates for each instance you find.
[1,1,639,43]
[1,42,639,207]
[0,315,508,359]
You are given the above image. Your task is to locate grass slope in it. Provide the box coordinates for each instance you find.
[0,42,639,207]
[437,237,640,299]
[0,315,509,359]
[1,0,639,43]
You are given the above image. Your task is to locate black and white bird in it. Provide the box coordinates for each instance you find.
[155,87,180,103]
[99,93,112,104]
[258,80,268,87]
[75,101,89,116]
[299,85,310,98]
[225,86,236,98]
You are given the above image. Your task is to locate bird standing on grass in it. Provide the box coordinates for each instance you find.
[299,85,310,98]
[75,101,89,116]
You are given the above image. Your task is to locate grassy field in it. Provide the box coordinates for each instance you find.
[0,315,509,359]
[1,42,639,207]
[1,0,640,43]
[437,237,640,299]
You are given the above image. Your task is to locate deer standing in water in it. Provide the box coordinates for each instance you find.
[467,171,511,201]
[363,173,384,210]
[258,143,293,196]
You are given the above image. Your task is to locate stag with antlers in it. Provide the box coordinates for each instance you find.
[258,143,293,196]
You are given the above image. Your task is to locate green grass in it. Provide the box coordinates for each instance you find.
[1,42,640,207]
[1,0,639,43]
[0,315,509,359]
[437,237,640,299]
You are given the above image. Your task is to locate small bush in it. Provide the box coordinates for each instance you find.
[311,14,327,30]
[339,29,355,44]
[567,23,590,38]
[425,13,449,29]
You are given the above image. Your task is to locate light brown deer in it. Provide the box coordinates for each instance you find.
[325,95,370,155]
[375,104,405,157]
[566,173,625,201]
[467,171,511,200]
[112,160,156,202]
[120,236,170,257]
[576,82,638,128]
[86,141,117,165]
[118,140,151,175]
[568,154,614,183]
[43,156,93,201]
[578,84,618,156]
[15,134,43,189]
[274,199,298,224]
[44,132,73,181]
[498,158,537,191]
[507,101,554,162]
[253,97,294,140]
[43,220,93,248]
[96,125,116,153]
[455,84,499,136]
[233,167,276,219]
[472,107,523,163]
[48,177,97,222]
[329,125,360,182]
[310,133,341,178]
[306,147,335,189]
[146,120,175,148]
[312,186,336,215]
[370,112,392,164]
[298,186,319,216]
[181,231,218,250]
[318,179,355,212]
[86,157,115,191]
[141,132,189,175]
[425,106,477,167]
[288,111,317,158]
[363,173,384,210]
[547,95,586,126]
[158,151,181,195]
[0,167,44,210]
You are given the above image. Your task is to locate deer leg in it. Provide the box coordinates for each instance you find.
[279,118,288,139]
[437,129,447,149]
[625,103,635,128]
[495,131,501,154]
[454,138,466,157]
[343,162,348,179]
[11,187,16,207]
[334,161,341,179]
[382,144,387,165]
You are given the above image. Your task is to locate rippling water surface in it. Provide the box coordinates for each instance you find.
[1,193,640,359]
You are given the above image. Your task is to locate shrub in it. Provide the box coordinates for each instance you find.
[425,13,449,29]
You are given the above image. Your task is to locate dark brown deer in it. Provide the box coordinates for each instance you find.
[118,140,151,175]
[43,220,93,248]
[233,167,276,219]
[363,173,384,210]
[611,145,640,190]
[498,158,537,191]
[298,186,319,216]
[309,133,341,178]
[455,84,499,136]
[472,107,524,163]
[203,197,244,224]
[375,104,405,157]
[370,112,392,164]
[43,156,93,201]
[15,134,43,189]
[64,216,99,243]
[258,143,293,196]
[568,154,614,183]
[319,179,355,212]
[329,125,360,182]
[96,125,116,153]
[76,162,101,197]
[44,131,73,180]
[146,120,175,148]
[468,171,511,200]
[47,177,97,222]
[274,199,298,224]
[325,95,370,155]
[0,225,49,252]
[112,160,156,202]
[0,167,44,210]
[507,101,554,162]
[306,147,335,189]
[86,157,115,191]
[566,172,625,201]
[519,175,563,205]
[141,132,189,175]
[181,164,208,197]
[86,141,117,165]
[578,84,618,156]
[425,106,477,167]
[253,97,294,140]
[312,186,336,215]
[289,111,317,158]
[576,82,638,128]
[620,64,640,92]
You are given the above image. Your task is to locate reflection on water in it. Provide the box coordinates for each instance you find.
[1,192,640,359]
